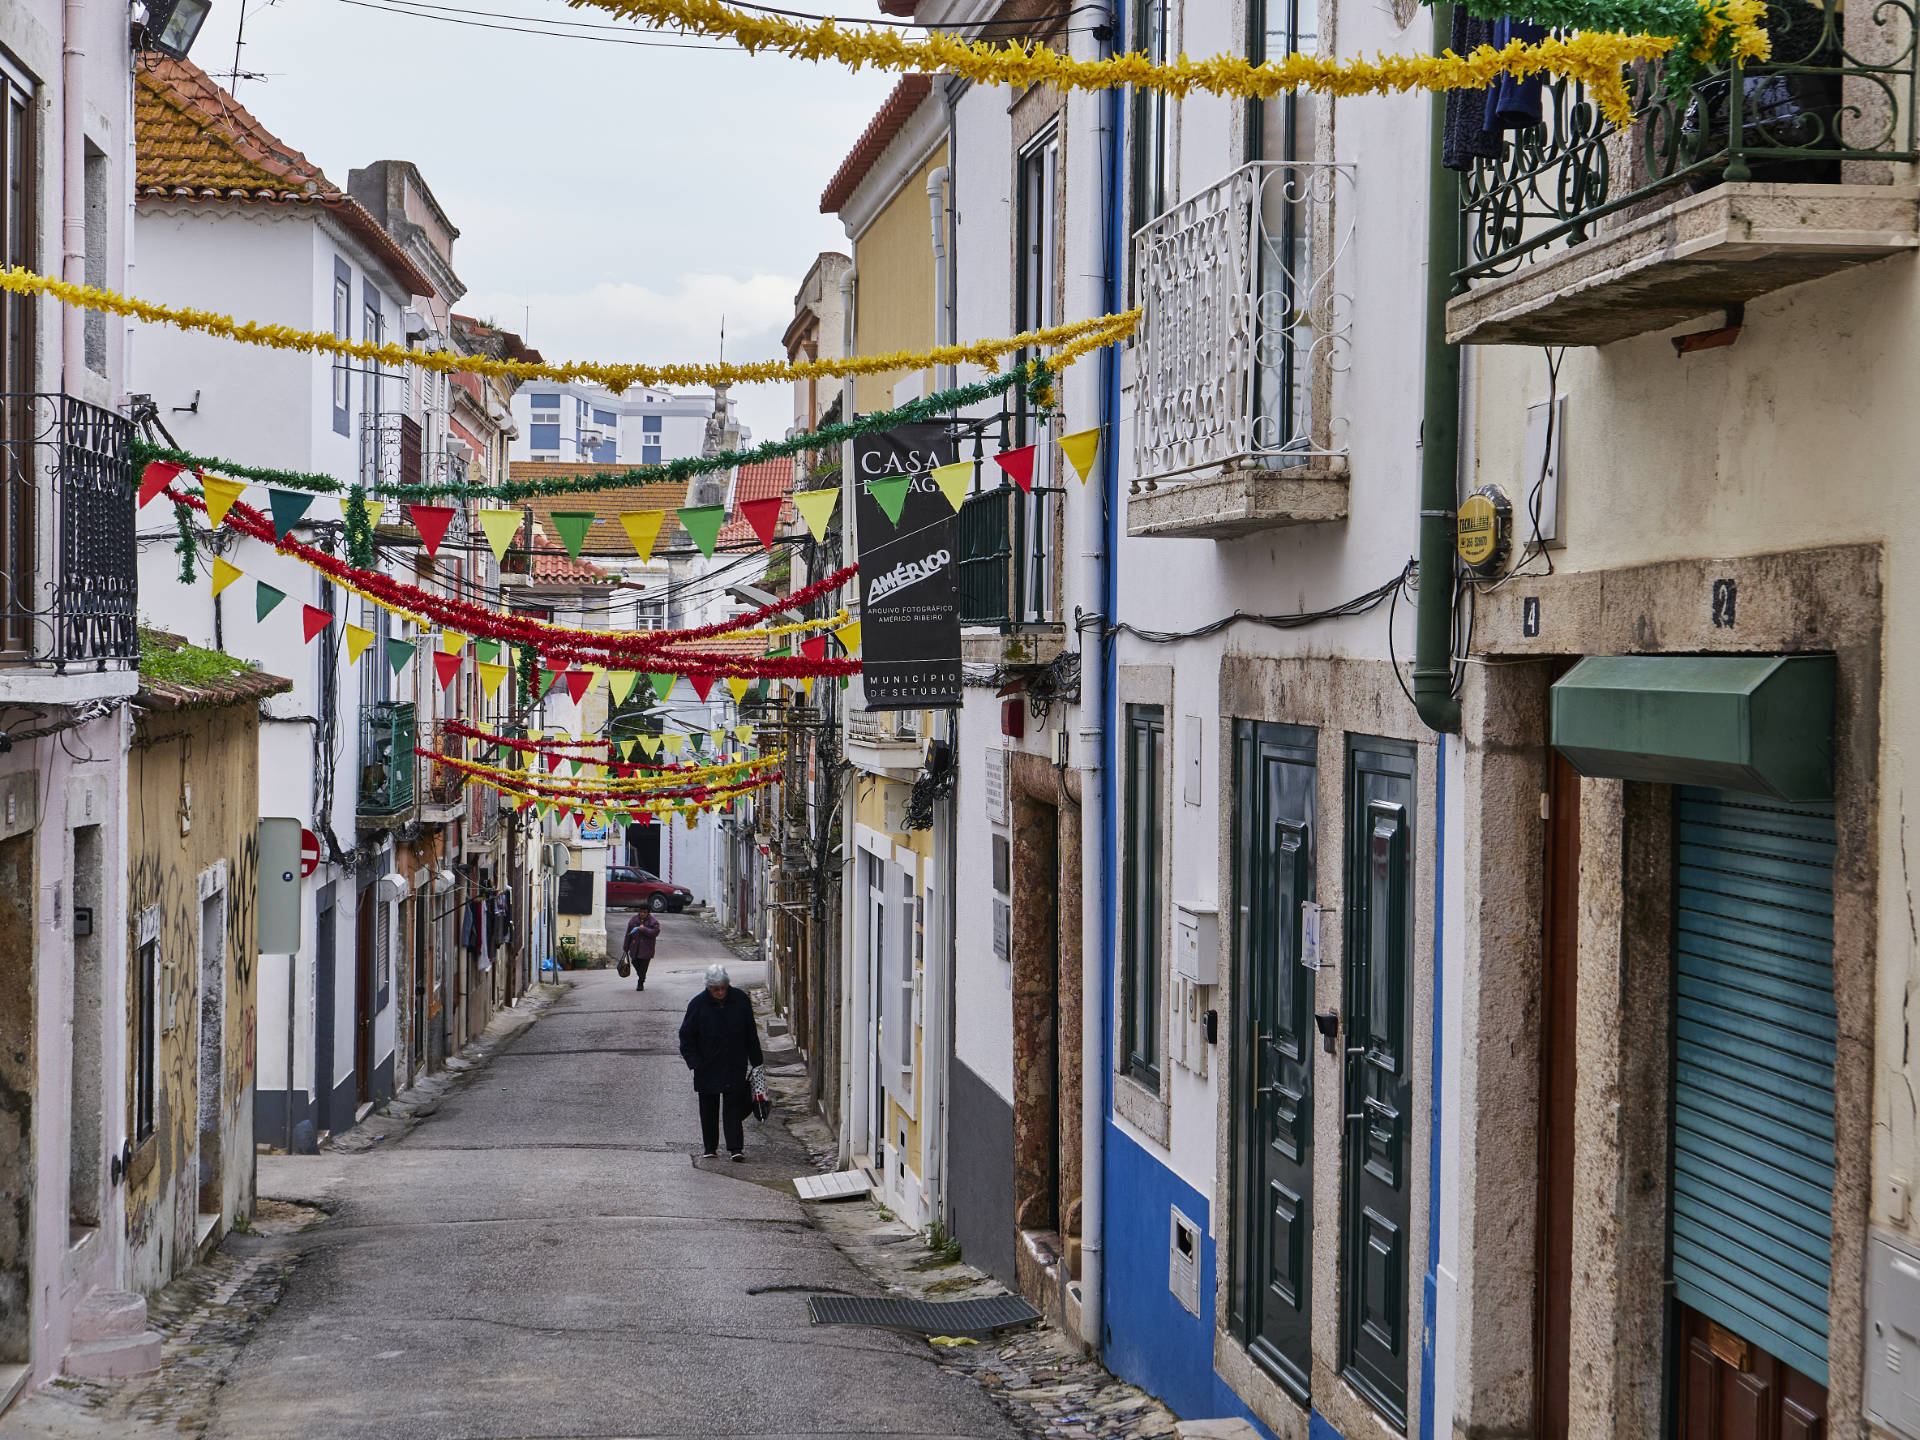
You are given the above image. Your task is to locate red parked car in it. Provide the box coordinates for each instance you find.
[606,865,692,913]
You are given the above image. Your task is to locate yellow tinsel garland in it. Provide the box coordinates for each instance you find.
[555,0,1770,126]
[446,750,785,796]
[0,266,1134,392]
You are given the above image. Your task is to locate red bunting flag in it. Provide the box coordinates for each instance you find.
[138,460,186,508]
[992,445,1037,494]
[545,752,563,774]
[636,811,655,827]
[688,671,716,702]
[739,496,784,549]
[300,604,331,643]
[563,669,592,704]
[800,635,827,662]
[409,504,456,557]
[432,649,462,690]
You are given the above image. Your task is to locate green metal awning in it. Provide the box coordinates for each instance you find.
[1550,655,1835,802]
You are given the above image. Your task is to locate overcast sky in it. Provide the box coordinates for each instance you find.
[212,0,901,445]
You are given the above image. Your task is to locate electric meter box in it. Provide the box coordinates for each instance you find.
[1173,903,1218,985]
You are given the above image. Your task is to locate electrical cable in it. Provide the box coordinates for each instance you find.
[1107,561,1413,645]
[329,0,752,46]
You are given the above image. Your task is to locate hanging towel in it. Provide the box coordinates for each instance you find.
[1484,17,1551,131]
[1443,8,1504,170]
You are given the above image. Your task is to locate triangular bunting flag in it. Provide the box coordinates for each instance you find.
[687,672,716,702]
[343,623,375,664]
[619,739,637,761]
[386,637,416,676]
[1059,427,1102,483]
[608,671,638,705]
[638,736,661,759]
[268,489,314,540]
[663,733,685,756]
[710,729,727,751]
[801,635,827,662]
[931,460,971,511]
[793,487,840,542]
[255,581,286,621]
[545,752,563,774]
[300,604,331,643]
[993,445,1038,493]
[539,668,560,698]
[726,675,751,703]
[619,510,666,561]
[210,556,244,598]
[477,508,523,563]
[868,474,911,525]
[677,505,726,558]
[363,499,386,530]
[138,460,184,508]
[550,512,596,560]
[739,497,783,549]
[408,504,456,557]
[650,673,676,702]
[563,669,592,704]
[734,725,753,744]
[476,639,500,665]
[202,476,247,529]
[689,731,706,754]
[834,621,862,654]
[478,661,508,697]
[433,650,462,690]
[442,631,466,655]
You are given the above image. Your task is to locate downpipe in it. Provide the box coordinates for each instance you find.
[61,0,86,389]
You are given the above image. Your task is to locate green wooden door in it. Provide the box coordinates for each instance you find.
[1672,787,1836,1387]
[1231,721,1317,1401]
[1342,737,1415,1426]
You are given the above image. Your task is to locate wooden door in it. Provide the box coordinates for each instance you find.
[354,894,373,1105]
[314,888,336,1133]
[1231,720,1317,1402]
[1678,1304,1828,1440]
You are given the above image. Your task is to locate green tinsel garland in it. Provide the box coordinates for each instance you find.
[128,361,1047,509]
[345,485,374,569]
[518,641,539,709]
[1429,0,1758,101]
[173,501,198,585]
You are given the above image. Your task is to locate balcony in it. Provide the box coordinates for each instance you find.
[1130,162,1354,540]
[1449,7,1920,346]
[956,482,1067,666]
[358,700,416,822]
[421,718,467,823]
[0,394,138,694]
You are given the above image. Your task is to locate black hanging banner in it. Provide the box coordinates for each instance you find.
[853,422,960,711]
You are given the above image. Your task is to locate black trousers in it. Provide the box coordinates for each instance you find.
[699,1088,751,1155]
[631,956,650,988]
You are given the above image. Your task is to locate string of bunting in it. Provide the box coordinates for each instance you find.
[425,748,781,798]
[441,718,759,766]
[559,0,1770,125]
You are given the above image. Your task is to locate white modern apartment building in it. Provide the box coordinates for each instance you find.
[508,381,716,465]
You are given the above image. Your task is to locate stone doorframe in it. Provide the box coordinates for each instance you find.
[1007,748,1084,1332]
[1449,543,1882,1440]
[1211,654,1439,1440]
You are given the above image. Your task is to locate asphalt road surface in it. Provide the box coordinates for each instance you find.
[218,913,1017,1440]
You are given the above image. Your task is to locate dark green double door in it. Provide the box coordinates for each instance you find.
[1232,726,1414,1425]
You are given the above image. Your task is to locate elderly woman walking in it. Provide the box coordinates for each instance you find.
[677,964,762,1161]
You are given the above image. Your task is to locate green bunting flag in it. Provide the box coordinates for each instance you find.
[267,488,314,540]
[677,505,726,558]
[867,474,912,525]
[385,637,416,675]
[255,581,286,621]
[550,511,596,560]
[540,668,560,698]
[476,639,501,665]
[650,673,676,701]
[689,731,706,755]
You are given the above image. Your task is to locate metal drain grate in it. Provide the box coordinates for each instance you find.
[805,1294,1041,1334]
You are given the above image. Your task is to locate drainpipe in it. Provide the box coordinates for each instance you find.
[837,258,858,1169]
[1414,13,1463,737]
[61,0,87,390]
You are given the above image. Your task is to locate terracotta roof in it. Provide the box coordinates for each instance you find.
[820,75,933,214]
[136,631,293,711]
[507,462,695,557]
[527,531,618,586]
[717,456,796,545]
[134,58,434,298]
[452,314,542,365]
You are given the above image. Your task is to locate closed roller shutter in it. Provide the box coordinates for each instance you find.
[1672,787,1836,1385]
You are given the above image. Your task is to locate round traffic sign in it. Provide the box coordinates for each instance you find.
[299,828,320,877]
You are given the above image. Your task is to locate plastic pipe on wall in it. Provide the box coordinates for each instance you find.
[61,0,86,388]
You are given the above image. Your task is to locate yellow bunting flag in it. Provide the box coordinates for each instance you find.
[343,623,376,664]
[201,475,247,528]
[638,735,662,759]
[834,621,862,654]
[710,729,727,751]
[619,510,666,561]
[619,738,637,761]
[930,460,971,512]
[608,671,638,705]
[443,631,467,655]
[581,667,605,699]
[477,508,523,563]
[663,733,685,756]
[209,556,244,598]
[529,728,544,743]
[363,499,385,529]
[734,725,754,744]
[1059,427,1101,483]
[726,675,751,703]
[478,661,509,697]
[792,487,840,543]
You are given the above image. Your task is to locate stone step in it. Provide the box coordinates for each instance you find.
[63,1332,163,1380]
[69,1289,146,1342]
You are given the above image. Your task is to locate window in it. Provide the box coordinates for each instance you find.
[1131,0,1171,231]
[331,261,351,435]
[1015,130,1060,621]
[375,899,391,1010]
[135,911,159,1142]
[362,294,383,419]
[0,56,37,659]
[591,438,617,463]
[1250,0,1316,164]
[593,408,616,427]
[1122,704,1165,1082]
[641,415,662,433]
[531,393,559,412]
[530,423,560,451]
[82,143,107,373]
[642,444,662,466]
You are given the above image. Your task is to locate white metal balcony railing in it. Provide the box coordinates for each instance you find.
[1132,161,1354,487]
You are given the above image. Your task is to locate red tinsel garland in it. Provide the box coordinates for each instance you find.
[168,484,860,675]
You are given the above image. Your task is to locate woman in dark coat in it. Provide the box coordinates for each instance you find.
[623,910,661,990]
[678,964,762,1160]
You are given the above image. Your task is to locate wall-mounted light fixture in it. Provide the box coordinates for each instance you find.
[133,0,215,59]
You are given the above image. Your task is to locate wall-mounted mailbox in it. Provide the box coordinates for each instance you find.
[1173,903,1218,985]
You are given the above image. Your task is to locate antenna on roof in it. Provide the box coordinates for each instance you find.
[719,315,725,364]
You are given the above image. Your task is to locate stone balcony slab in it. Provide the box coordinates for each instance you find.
[1126,465,1348,541]
[961,625,1067,669]
[1448,182,1920,347]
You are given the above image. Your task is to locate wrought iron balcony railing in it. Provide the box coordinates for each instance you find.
[0,393,137,670]
[956,481,1062,629]
[1458,0,1917,281]
[426,718,467,807]
[1132,162,1354,487]
[358,700,417,817]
